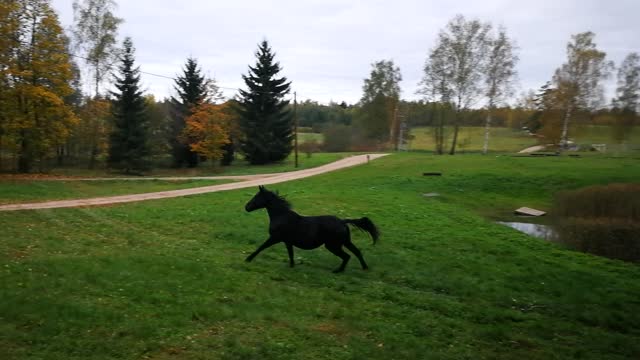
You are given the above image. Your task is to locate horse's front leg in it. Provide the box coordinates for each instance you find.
[246,237,280,262]
[286,243,295,268]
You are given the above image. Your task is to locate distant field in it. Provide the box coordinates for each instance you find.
[410,125,640,153]
[298,132,324,144]
[220,152,353,175]
[572,125,640,145]
[409,126,537,152]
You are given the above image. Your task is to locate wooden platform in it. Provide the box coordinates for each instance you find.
[514,207,546,216]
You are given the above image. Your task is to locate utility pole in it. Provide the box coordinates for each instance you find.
[294,91,298,168]
[397,114,407,151]
[392,103,399,150]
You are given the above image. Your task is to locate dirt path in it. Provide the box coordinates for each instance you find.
[0,154,388,212]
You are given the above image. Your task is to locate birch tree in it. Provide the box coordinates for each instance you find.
[418,15,491,154]
[483,27,518,154]
[613,52,640,112]
[612,52,639,144]
[72,0,122,97]
[553,32,612,149]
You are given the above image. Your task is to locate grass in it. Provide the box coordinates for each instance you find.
[409,126,538,152]
[41,152,352,178]
[0,179,231,205]
[409,125,640,153]
[1,153,640,359]
[217,152,355,175]
[572,125,640,145]
[298,132,324,144]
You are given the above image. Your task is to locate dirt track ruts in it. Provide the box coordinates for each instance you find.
[0,153,388,212]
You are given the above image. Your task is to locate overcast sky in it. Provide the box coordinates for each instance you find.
[51,0,639,105]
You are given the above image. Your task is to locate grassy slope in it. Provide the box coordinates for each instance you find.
[1,153,639,359]
[0,180,230,205]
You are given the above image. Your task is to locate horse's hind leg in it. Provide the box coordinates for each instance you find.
[325,244,351,273]
[344,241,368,270]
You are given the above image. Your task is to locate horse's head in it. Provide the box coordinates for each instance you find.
[245,186,290,212]
[245,185,269,212]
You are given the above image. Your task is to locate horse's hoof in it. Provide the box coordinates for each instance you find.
[245,257,252,262]
[332,268,344,273]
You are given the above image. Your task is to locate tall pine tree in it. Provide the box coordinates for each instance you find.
[108,37,149,173]
[238,40,292,164]
[170,58,210,167]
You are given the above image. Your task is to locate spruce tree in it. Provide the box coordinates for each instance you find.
[170,58,210,167]
[108,37,149,173]
[239,40,292,164]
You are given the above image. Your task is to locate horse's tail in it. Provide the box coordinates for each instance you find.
[343,217,379,244]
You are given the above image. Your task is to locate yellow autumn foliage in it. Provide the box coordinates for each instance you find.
[182,102,232,164]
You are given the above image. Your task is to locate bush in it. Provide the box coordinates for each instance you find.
[298,139,321,158]
[322,124,352,152]
[553,183,640,262]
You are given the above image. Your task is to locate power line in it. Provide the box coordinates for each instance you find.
[66,52,290,96]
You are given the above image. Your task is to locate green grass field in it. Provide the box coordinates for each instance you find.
[219,152,353,175]
[298,132,323,144]
[572,125,640,145]
[409,126,537,152]
[409,125,640,153]
[1,153,639,359]
[0,179,232,205]
[41,152,349,178]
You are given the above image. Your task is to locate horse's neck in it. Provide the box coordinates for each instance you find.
[266,205,294,220]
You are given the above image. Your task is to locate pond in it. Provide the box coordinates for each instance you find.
[497,221,557,241]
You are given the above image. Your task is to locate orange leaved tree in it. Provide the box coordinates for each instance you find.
[181,103,231,166]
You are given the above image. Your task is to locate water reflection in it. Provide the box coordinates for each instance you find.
[497,221,557,241]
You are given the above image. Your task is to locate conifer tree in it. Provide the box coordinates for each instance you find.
[108,37,149,173]
[170,57,210,167]
[238,40,292,164]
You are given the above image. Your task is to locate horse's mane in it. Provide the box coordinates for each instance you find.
[265,189,291,209]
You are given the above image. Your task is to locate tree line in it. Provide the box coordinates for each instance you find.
[288,15,637,155]
[1,2,638,173]
[0,0,294,173]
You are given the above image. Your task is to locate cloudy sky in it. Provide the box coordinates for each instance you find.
[51,0,639,105]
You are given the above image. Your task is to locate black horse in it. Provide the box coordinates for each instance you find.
[244,186,379,273]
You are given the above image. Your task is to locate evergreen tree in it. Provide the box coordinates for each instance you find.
[238,40,292,164]
[170,57,210,167]
[108,37,149,173]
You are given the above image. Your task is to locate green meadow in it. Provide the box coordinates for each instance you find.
[407,125,640,153]
[1,153,639,359]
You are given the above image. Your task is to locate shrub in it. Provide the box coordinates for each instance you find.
[298,139,321,158]
[322,124,352,152]
[553,183,640,262]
